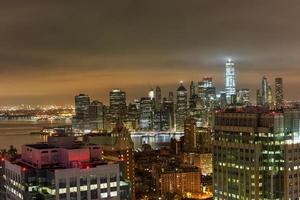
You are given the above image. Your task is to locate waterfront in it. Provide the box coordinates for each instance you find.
[0,121,182,151]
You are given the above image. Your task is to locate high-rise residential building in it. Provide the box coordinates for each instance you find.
[262,75,269,106]
[155,86,162,111]
[237,88,250,106]
[109,89,127,122]
[3,135,128,200]
[88,100,104,131]
[213,107,300,200]
[176,81,188,132]
[275,77,284,109]
[75,94,90,120]
[157,166,201,198]
[139,97,153,130]
[225,59,236,102]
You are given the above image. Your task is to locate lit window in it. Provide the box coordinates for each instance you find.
[101,193,108,198]
[110,191,117,197]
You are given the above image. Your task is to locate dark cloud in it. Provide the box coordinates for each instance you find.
[0,0,299,104]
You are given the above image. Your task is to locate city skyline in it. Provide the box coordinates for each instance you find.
[1,1,300,105]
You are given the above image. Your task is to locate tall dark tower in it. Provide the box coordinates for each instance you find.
[155,86,162,111]
[74,94,90,120]
[109,89,127,122]
[189,81,196,109]
[256,89,262,106]
[176,81,188,132]
[275,78,283,109]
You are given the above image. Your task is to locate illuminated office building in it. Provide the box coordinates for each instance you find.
[262,76,269,107]
[109,89,127,122]
[3,136,125,200]
[236,88,250,106]
[268,85,274,108]
[126,103,139,131]
[139,97,153,130]
[213,107,300,200]
[275,77,284,109]
[192,77,216,127]
[225,59,236,102]
[148,88,154,100]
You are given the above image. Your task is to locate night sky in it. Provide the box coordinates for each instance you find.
[1,0,300,105]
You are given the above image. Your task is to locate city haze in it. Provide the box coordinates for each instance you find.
[1,0,300,105]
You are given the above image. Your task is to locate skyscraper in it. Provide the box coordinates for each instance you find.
[148,88,155,100]
[193,77,216,127]
[213,107,300,199]
[74,94,90,120]
[189,81,197,110]
[262,75,269,106]
[237,88,250,106]
[139,97,153,130]
[155,86,162,111]
[168,91,174,102]
[109,89,127,122]
[225,59,236,102]
[88,100,104,131]
[268,85,274,107]
[190,81,196,97]
[162,97,175,131]
[275,77,284,109]
[127,103,140,131]
[176,81,188,132]
[256,89,263,106]
[73,94,91,131]
[86,122,135,200]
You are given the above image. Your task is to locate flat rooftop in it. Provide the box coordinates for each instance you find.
[26,143,56,149]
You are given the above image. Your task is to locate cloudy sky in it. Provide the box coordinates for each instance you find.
[0,0,300,105]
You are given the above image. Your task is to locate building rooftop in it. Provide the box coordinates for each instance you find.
[26,143,56,150]
[215,106,280,114]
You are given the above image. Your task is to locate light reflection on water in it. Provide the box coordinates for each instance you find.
[131,134,182,150]
[0,121,182,151]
